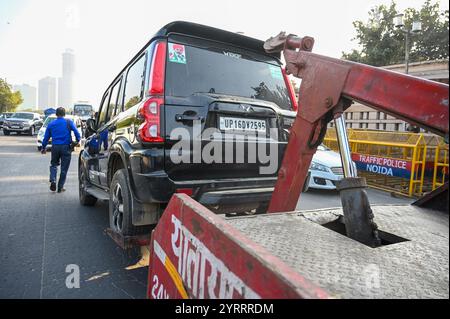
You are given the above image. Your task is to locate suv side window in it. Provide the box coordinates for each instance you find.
[123,54,146,110]
[105,78,122,125]
[97,91,110,127]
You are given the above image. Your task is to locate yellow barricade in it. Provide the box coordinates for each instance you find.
[432,140,449,190]
[323,129,447,197]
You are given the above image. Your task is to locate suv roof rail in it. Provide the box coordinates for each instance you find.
[156,21,280,59]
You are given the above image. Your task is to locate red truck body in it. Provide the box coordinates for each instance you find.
[144,31,449,299]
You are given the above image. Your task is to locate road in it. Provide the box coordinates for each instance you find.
[0,132,413,299]
[0,132,148,298]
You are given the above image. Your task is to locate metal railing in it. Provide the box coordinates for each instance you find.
[324,129,447,197]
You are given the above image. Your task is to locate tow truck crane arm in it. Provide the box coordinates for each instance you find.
[266,32,448,215]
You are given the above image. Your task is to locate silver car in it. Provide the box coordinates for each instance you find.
[2,112,43,136]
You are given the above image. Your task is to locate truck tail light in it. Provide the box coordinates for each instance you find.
[283,68,299,111]
[138,41,167,143]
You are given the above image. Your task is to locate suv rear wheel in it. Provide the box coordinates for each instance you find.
[109,169,144,236]
[3,129,10,136]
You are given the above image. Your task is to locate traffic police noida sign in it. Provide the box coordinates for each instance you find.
[351,153,411,179]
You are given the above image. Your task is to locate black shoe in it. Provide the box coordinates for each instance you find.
[57,188,66,193]
[50,182,56,192]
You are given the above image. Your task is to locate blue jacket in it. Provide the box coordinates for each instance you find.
[42,117,81,149]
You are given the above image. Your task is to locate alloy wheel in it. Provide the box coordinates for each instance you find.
[112,184,124,232]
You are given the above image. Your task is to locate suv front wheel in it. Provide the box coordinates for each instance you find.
[109,169,143,236]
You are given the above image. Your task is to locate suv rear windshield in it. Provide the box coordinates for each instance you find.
[165,41,293,110]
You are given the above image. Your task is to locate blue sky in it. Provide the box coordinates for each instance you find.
[0,0,26,35]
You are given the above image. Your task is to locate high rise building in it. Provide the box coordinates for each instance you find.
[38,77,57,109]
[58,49,75,108]
[12,84,37,110]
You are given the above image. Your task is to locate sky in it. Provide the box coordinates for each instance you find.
[0,0,448,108]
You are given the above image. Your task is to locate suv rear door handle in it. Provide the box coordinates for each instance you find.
[175,114,204,122]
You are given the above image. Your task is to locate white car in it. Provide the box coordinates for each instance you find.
[305,144,356,191]
[36,115,83,151]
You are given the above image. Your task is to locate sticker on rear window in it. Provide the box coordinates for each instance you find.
[223,51,242,59]
[269,65,283,80]
[168,43,186,64]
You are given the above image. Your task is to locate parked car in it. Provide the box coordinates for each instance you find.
[2,112,43,136]
[0,112,13,128]
[304,144,356,191]
[78,21,298,236]
[36,114,83,151]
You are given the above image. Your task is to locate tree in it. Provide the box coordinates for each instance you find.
[0,78,23,113]
[342,0,449,66]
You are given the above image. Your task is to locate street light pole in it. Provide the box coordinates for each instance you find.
[394,13,421,75]
[404,30,410,74]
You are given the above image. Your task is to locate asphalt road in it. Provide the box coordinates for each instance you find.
[0,132,148,299]
[0,132,412,299]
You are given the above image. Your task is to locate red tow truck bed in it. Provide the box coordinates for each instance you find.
[147,194,449,299]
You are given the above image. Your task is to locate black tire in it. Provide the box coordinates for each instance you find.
[78,165,97,206]
[3,129,10,136]
[109,169,143,236]
[255,202,269,214]
[28,126,34,136]
[302,172,311,193]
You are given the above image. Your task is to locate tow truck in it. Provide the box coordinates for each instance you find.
[109,31,448,299]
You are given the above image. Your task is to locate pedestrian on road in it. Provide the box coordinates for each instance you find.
[41,107,81,193]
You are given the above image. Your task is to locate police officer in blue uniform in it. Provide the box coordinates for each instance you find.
[41,107,81,193]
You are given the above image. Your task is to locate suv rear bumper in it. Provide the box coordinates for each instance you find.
[131,169,276,207]
[198,187,274,205]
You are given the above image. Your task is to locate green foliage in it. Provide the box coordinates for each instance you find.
[0,78,23,113]
[342,0,449,66]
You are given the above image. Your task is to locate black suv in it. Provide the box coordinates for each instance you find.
[79,21,297,235]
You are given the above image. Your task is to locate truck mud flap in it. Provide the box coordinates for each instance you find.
[105,228,151,250]
[146,193,329,299]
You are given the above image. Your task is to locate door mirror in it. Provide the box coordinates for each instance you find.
[86,118,97,133]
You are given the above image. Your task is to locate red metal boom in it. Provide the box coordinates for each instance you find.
[267,35,449,213]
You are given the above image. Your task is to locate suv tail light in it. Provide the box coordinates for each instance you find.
[149,41,166,95]
[282,68,298,111]
[138,97,164,143]
[138,41,167,143]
